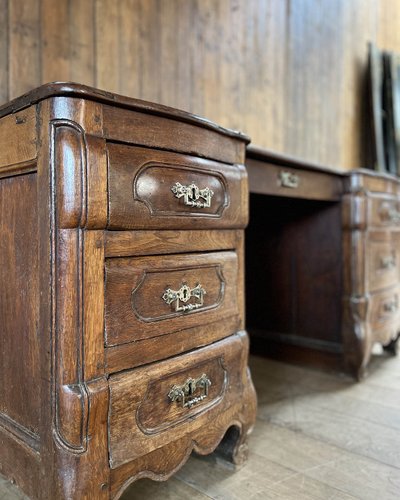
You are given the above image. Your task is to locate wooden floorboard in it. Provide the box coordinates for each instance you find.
[1,347,399,499]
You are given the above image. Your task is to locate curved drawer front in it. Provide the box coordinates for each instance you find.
[108,333,246,468]
[369,195,400,228]
[367,233,399,293]
[107,144,247,229]
[137,356,225,434]
[369,286,400,343]
[105,251,239,346]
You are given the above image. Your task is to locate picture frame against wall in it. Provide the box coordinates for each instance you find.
[383,51,398,175]
[369,42,400,176]
[368,42,386,173]
[386,52,400,176]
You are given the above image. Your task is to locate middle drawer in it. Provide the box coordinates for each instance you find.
[105,250,239,347]
[366,231,400,293]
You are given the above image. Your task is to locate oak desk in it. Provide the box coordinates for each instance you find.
[0,83,256,499]
[245,146,400,379]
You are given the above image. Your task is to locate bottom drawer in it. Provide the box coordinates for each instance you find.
[369,286,400,344]
[108,332,248,468]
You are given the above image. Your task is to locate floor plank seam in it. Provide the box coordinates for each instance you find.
[266,394,400,433]
[174,475,216,500]
[254,416,400,471]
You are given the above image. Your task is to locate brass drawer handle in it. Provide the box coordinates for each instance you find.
[168,374,211,409]
[385,209,400,222]
[171,182,214,208]
[380,254,396,270]
[279,171,299,189]
[162,282,206,312]
[384,299,398,313]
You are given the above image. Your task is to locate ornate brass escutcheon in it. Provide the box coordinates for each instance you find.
[168,374,212,409]
[384,296,398,313]
[278,170,299,189]
[162,282,206,312]
[380,253,396,270]
[379,202,400,223]
[171,181,214,208]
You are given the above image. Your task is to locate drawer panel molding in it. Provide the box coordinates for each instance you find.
[105,251,238,346]
[108,332,253,469]
[131,263,224,322]
[107,144,248,230]
[134,163,228,218]
[366,234,399,293]
[369,195,400,227]
[137,356,227,434]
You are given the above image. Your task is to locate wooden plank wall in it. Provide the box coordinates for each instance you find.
[0,0,399,170]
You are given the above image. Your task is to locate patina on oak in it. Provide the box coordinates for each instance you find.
[0,83,256,499]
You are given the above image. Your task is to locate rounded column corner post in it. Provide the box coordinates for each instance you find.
[342,295,372,380]
[50,114,109,498]
[52,120,108,231]
[342,192,368,231]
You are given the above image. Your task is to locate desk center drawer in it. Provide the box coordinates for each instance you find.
[105,251,239,346]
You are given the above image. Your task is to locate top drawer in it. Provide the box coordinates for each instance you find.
[368,195,400,228]
[107,144,248,230]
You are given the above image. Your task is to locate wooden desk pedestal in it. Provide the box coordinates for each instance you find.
[246,147,400,379]
[0,84,256,499]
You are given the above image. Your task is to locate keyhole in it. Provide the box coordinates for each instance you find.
[188,381,195,395]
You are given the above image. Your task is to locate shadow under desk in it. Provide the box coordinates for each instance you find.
[245,146,400,380]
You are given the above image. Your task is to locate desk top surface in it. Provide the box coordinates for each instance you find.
[246,145,400,201]
[247,145,344,177]
[0,82,250,143]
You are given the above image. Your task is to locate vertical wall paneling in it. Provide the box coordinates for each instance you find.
[41,0,95,89]
[69,0,95,86]
[0,0,8,104]
[175,0,192,112]
[41,0,70,83]
[159,0,177,106]
[285,0,306,158]
[138,0,162,104]
[1,0,400,170]
[0,0,8,102]
[95,0,119,92]
[320,0,342,165]
[188,0,206,122]
[338,0,376,169]
[378,0,400,52]
[9,0,40,99]
[118,0,144,100]
[198,0,222,126]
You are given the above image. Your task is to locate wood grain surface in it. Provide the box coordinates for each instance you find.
[105,251,239,348]
[1,1,400,169]
[107,144,247,229]
[0,173,40,438]
[0,85,254,497]
[3,352,400,499]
